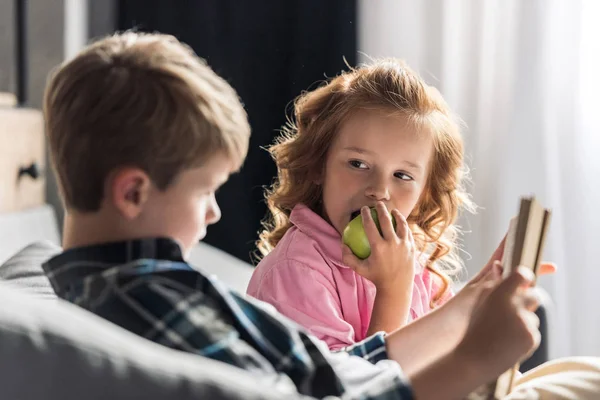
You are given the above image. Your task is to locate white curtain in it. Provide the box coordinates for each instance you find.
[359,0,600,358]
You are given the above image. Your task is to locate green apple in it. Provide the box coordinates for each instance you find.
[342,207,397,259]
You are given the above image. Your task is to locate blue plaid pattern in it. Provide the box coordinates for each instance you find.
[43,238,413,399]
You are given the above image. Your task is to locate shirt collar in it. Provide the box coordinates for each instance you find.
[43,237,187,294]
[289,204,427,273]
[289,204,348,268]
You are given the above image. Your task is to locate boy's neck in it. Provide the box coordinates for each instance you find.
[62,210,137,250]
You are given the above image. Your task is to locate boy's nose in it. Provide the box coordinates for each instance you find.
[206,194,222,225]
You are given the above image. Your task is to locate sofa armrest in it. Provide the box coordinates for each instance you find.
[0,283,306,400]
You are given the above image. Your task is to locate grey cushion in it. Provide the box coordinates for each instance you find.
[188,242,255,293]
[0,282,306,400]
[0,243,305,399]
[0,241,60,298]
[0,240,255,295]
[0,205,61,265]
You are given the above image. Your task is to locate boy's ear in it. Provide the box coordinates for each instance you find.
[109,167,152,220]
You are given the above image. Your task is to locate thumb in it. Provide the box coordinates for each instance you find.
[499,266,536,294]
[342,245,365,274]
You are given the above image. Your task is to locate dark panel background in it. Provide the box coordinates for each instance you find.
[118,0,357,262]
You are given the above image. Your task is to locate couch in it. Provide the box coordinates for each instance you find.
[0,206,549,399]
[0,206,301,399]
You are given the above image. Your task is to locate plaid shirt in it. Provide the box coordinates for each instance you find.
[43,238,413,399]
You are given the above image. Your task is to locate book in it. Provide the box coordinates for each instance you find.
[501,197,551,280]
[467,196,551,400]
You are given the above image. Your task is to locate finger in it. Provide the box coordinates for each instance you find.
[488,233,507,265]
[538,262,557,276]
[471,257,498,283]
[392,209,408,240]
[519,309,542,360]
[520,328,542,362]
[520,288,542,312]
[499,266,536,295]
[405,217,415,245]
[520,310,541,347]
[484,261,504,281]
[474,260,503,286]
[472,234,508,284]
[376,202,396,240]
[524,312,541,330]
[361,206,382,245]
[406,224,415,246]
[531,329,542,353]
[491,260,504,279]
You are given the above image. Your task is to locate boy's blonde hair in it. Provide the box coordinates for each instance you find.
[44,31,250,211]
[259,59,474,303]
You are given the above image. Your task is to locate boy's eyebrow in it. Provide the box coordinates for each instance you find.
[342,146,423,170]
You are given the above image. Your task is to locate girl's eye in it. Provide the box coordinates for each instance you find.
[349,160,368,169]
[394,172,414,181]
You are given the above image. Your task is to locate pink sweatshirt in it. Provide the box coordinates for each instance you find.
[247,204,452,350]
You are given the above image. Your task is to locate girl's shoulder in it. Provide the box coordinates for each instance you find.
[257,226,332,276]
[248,228,340,298]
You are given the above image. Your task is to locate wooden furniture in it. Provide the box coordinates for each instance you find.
[0,0,46,213]
[0,102,45,213]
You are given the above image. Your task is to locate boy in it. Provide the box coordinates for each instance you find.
[42,32,599,399]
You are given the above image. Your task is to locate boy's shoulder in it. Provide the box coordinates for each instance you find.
[43,238,210,299]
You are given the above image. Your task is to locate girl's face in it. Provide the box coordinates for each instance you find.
[320,109,434,236]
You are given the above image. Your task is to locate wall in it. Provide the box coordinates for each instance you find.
[0,0,95,229]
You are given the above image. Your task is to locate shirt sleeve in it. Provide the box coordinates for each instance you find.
[248,259,357,350]
[323,333,415,400]
[240,282,417,399]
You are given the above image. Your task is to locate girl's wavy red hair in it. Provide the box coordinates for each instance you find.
[258,59,475,304]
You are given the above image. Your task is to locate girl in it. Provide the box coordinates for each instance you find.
[247,59,475,350]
